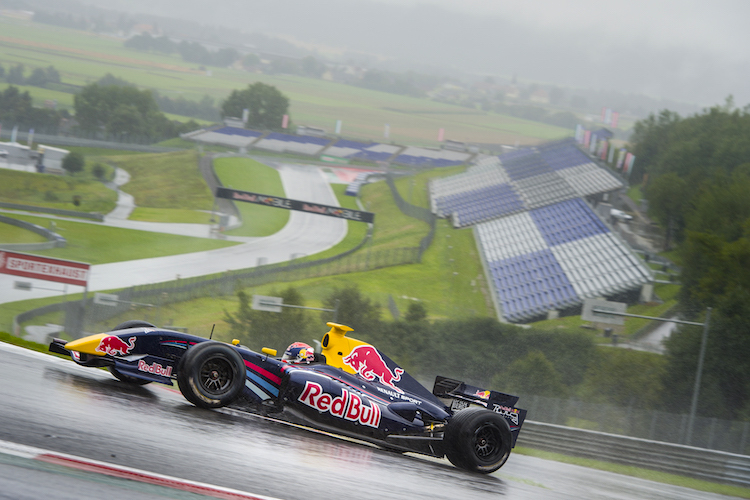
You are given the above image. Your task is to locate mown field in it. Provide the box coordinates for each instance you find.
[0,18,570,146]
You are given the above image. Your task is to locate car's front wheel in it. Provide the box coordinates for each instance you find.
[177,342,245,409]
[443,407,512,473]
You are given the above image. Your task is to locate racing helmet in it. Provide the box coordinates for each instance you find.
[282,342,315,364]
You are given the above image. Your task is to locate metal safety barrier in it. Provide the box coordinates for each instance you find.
[518,420,750,487]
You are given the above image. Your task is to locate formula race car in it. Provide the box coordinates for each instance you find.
[49,321,527,473]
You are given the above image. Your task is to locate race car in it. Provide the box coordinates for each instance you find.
[49,320,526,473]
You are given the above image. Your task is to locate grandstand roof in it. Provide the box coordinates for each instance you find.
[322,139,401,162]
[254,132,332,156]
[429,140,622,227]
[188,126,262,148]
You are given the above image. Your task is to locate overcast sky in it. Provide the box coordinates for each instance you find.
[376,0,748,54]
[84,0,750,107]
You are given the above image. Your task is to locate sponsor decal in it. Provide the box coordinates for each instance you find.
[298,381,381,428]
[300,203,363,221]
[474,390,491,400]
[137,360,173,377]
[0,251,89,286]
[343,345,404,393]
[95,336,136,356]
[375,386,422,405]
[216,188,374,223]
[451,399,470,412]
[492,404,520,425]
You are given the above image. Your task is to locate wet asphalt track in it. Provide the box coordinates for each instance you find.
[0,343,739,500]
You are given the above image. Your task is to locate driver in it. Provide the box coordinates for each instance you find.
[282,342,316,364]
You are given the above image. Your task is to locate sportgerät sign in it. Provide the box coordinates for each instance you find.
[0,251,90,287]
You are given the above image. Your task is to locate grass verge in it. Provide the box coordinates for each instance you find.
[0,213,237,265]
[514,447,750,498]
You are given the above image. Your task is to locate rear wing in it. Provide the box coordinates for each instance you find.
[433,376,527,446]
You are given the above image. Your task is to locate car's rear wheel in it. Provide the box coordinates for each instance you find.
[109,366,152,385]
[177,342,245,409]
[444,407,512,473]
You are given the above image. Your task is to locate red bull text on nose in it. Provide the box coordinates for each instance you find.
[298,381,381,428]
[343,345,404,393]
[95,336,136,356]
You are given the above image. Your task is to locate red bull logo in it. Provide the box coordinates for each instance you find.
[138,360,172,377]
[298,381,381,428]
[474,390,491,400]
[343,345,404,393]
[95,336,136,356]
[492,404,520,425]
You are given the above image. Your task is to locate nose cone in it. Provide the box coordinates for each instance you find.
[63,333,109,356]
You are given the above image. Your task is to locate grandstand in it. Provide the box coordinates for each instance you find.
[477,198,651,322]
[429,139,650,323]
[186,126,263,149]
[393,146,472,167]
[253,132,332,156]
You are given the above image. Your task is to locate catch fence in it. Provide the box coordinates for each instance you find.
[520,393,750,455]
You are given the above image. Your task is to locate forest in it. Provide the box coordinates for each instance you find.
[631,99,750,420]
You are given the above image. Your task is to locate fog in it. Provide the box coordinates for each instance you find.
[62,0,750,107]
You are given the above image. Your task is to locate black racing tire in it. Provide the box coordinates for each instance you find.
[113,320,156,330]
[177,341,245,409]
[443,407,512,473]
[109,366,152,385]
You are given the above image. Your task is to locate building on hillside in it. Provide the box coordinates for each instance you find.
[38,145,69,173]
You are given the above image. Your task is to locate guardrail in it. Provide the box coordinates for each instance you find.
[518,420,750,487]
[0,202,104,221]
[0,214,66,251]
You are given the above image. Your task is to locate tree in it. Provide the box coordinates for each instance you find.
[577,349,665,408]
[628,102,750,420]
[7,64,24,84]
[493,350,567,397]
[221,82,290,130]
[0,86,62,129]
[45,65,61,84]
[0,63,6,79]
[224,287,313,351]
[404,302,427,322]
[646,172,688,248]
[74,82,168,137]
[92,163,106,180]
[320,285,380,335]
[26,67,49,87]
[242,53,261,69]
[62,152,85,175]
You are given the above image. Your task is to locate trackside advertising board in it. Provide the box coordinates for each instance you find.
[0,251,90,287]
[216,187,375,223]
